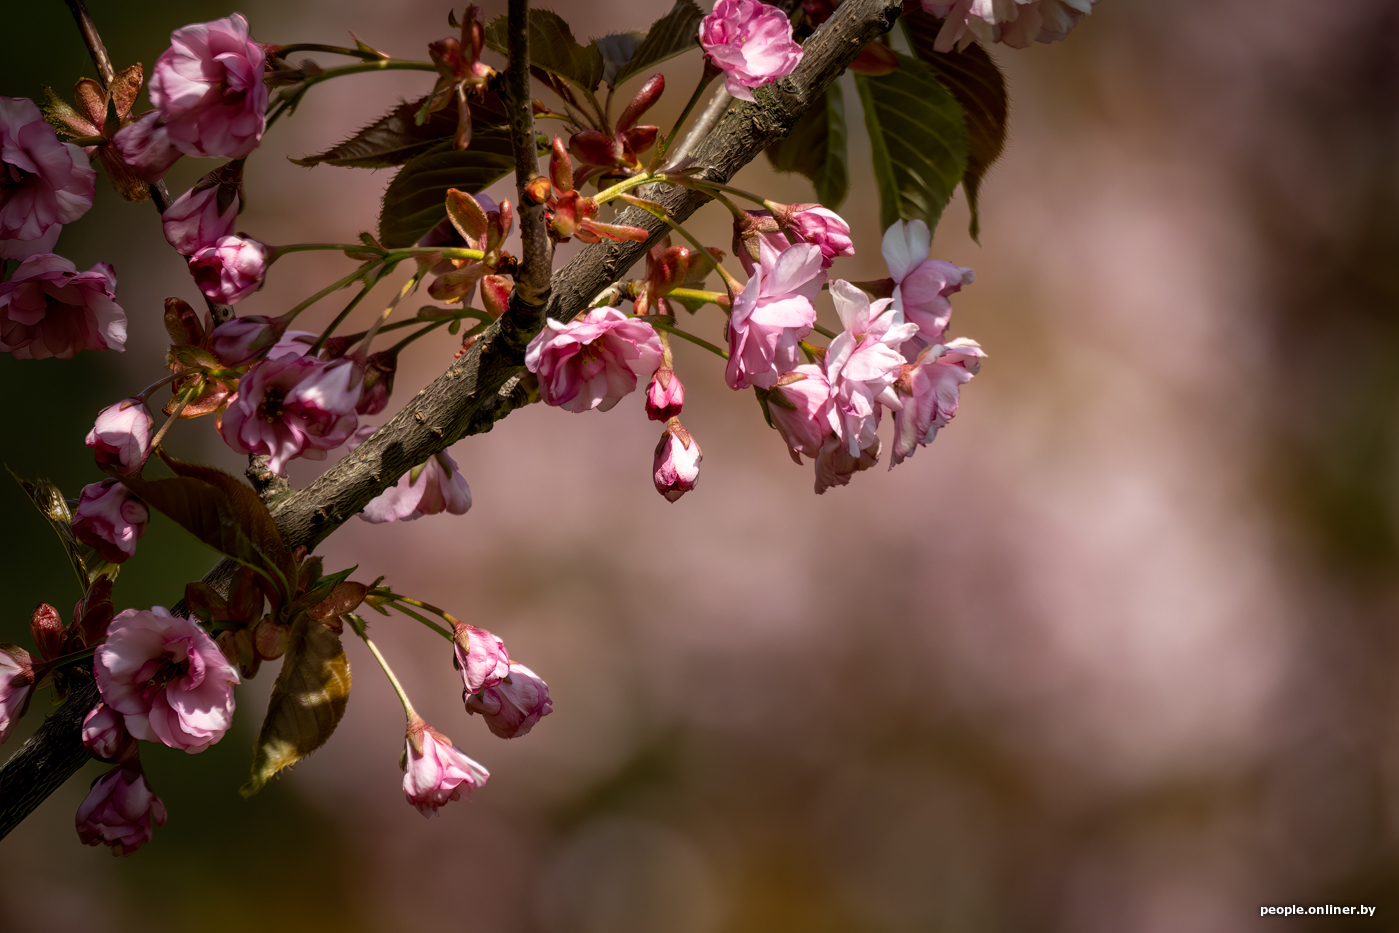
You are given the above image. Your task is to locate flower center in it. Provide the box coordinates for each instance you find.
[259,387,287,423]
[145,654,189,690]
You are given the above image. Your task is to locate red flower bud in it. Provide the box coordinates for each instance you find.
[617,74,665,134]
[30,604,64,661]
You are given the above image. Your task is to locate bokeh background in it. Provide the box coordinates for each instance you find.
[3,0,1398,930]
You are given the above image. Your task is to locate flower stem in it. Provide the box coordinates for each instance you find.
[347,614,419,719]
[271,43,389,60]
[811,322,836,340]
[658,68,717,164]
[592,172,659,206]
[386,593,461,632]
[149,391,193,449]
[359,271,424,354]
[285,266,375,323]
[309,278,378,356]
[665,287,729,308]
[685,177,770,207]
[641,316,729,360]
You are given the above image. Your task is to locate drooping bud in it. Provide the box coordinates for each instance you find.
[29,604,64,661]
[653,417,701,502]
[452,622,510,694]
[75,758,167,855]
[85,398,154,475]
[645,368,685,422]
[82,703,130,760]
[464,662,553,738]
[357,349,398,415]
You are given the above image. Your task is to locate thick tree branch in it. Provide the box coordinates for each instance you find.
[500,0,553,348]
[0,0,903,837]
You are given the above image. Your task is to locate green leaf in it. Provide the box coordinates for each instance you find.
[902,8,1008,240]
[764,81,849,209]
[484,9,604,91]
[117,456,295,601]
[241,612,351,797]
[377,129,518,248]
[854,53,968,233]
[610,1,703,88]
[597,32,646,88]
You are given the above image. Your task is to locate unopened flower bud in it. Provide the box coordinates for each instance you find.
[75,760,166,855]
[72,480,149,564]
[85,398,154,475]
[0,644,35,744]
[357,349,398,415]
[189,235,269,304]
[464,662,552,738]
[549,137,574,192]
[524,175,553,205]
[617,74,665,134]
[653,418,701,502]
[82,703,129,760]
[452,622,510,694]
[480,274,511,318]
[403,716,489,816]
[645,367,685,421]
[163,297,204,347]
[29,603,64,661]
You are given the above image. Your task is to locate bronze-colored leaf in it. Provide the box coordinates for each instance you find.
[9,471,90,592]
[240,612,351,796]
[108,64,144,123]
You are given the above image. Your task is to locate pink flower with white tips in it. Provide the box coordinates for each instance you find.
[645,367,685,422]
[360,451,471,524]
[725,241,824,390]
[94,606,240,753]
[85,398,153,475]
[465,661,553,739]
[891,338,985,467]
[922,0,1098,52]
[525,307,664,413]
[880,220,974,350]
[402,717,490,817]
[148,14,269,159]
[824,279,919,456]
[75,759,167,856]
[162,183,239,255]
[189,235,269,304]
[220,354,361,475]
[653,418,702,503]
[0,96,95,259]
[82,703,130,761]
[699,0,804,102]
[72,479,149,564]
[786,206,854,268]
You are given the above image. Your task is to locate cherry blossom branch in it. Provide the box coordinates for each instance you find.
[0,0,906,837]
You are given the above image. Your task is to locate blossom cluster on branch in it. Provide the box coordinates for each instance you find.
[0,0,1101,850]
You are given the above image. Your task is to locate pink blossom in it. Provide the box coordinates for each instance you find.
[72,480,149,565]
[453,622,510,695]
[0,644,34,744]
[923,0,1097,51]
[189,235,269,304]
[149,14,269,159]
[94,606,239,753]
[82,703,130,760]
[731,209,791,277]
[109,112,182,183]
[699,0,803,103]
[0,96,95,259]
[162,183,239,255]
[0,253,126,359]
[265,328,318,360]
[880,219,974,347]
[465,662,553,739]
[75,761,167,856]
[786,206,854,268]
[766,365,831,463]
[209,314,287,366]
[85,397,153,474]
[653,418,701,503]
[814,434,881,495]
[525,307,664,412]
[403,717,490,817]
[220,354,361,475]
[824,279,919,456]
[645,367,685,421]
[725,241,824,390]
[891,338,985,467]
[360,451,471,523]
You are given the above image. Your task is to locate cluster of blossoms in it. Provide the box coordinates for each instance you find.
[0,0,1106,856]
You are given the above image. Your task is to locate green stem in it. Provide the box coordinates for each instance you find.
[359,271,423,354]
[309,280,375,356]
[641,316,729,360]
[686,177,769,207]
[148,390,193,449]
[658,69,716,163]
[273,43,388,60]
[592,172,660,206]
[385,595,457,639]
[348,615,419,719]
[812,323,836,340]
[665,287,729,307]
[285,266,375,323]
[33,645,97,676]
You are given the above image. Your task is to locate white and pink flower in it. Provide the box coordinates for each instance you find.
[148,14,269,159]
[72,480,149,565]
[0,644,34,744]
[109,112,182,183]
[653,418,701,503]
[0,96,95,259]
[162,182,239,255]
[766,365,832,463]
[85,398,153,475]
[94,606,239,753]
[525,307,664,412]
[403,717,490,817]
[82,703,130,761]
[922,0,1098,51]
[465,661,553,739]
[699,0,804,102]
[209,314,287,366]
[360,451,471,523]
[786,206,854,268]
[452,623,510,695]
[880,219,974,350]
[75,761,167,856]
[0,253,126,359]
[824,279,919,456]
[890,337,985,466]
[725,241,824,390]
[189,235,269,304]
[645,367,685,422]
[220,354,361,474]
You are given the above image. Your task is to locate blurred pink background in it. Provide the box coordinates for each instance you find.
[3,0,1398,930]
